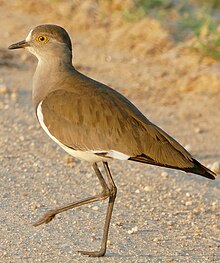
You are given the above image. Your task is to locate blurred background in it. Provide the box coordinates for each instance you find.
[2,0,220,102]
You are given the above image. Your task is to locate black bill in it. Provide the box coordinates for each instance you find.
[8,40,30,50]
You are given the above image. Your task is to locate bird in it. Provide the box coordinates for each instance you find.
[8,24,216,257]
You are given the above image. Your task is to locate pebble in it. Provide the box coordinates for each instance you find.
[144,186,153,192]
[167,221,175,226]
[86,173,93,178]
[152,237,160,243]
[161,171,168,178]
[0,83,9,94]
[105,55,112,62]
[107,240,112,246]
[11,91,18,100]
[32,204,39,210]
[211,201,218,208]
[186,192,191,197]
[114,221,123,227]
[187,214,193,220]
[92,206,99,211]
[91,236,97,241]
[185,201,193,206]
[19,135,25,141]
[184,144,192,152]
[207,163,212,169]
[195,127,203,133]
[176,187,182,192]
[63,156,75,164]
[127,226,138,234]
[210,161,220,174]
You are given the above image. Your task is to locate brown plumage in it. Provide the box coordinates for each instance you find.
[40,72,215,179]
[8,24,216,257]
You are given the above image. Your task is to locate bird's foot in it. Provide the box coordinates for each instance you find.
[78,249,106,257]
[33,209,56,227]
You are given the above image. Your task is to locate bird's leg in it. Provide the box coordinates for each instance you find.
[33,163,110,227]
[79,161,117,257]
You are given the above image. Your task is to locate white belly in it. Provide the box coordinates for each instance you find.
[58,144,110,162]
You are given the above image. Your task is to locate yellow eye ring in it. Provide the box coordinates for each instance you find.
[36,35,49,43]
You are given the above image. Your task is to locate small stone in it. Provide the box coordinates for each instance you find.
[185,201,192,206]
[19,136,24,141]
[32,204,39,210]
[211,161,220,174]
[114,222,123,227]
[4,104,9,110]
[176,187,182,192]
[107,240,112,246]
[161,171,168,178]
[92,206,99,211]
[195,127,203,133]
[135,189,140,194]
[167,221,175,226]
[184,144,192,152]
[127,226,138,234]
[91,236,97,241]
[211,201,218,208]
[152,237,160,243]
[0,84,8,94]
[187,214,193,220]
[86,173,93,178]
[105,55,112,62]
[144,186,153,192]
[63,156,75,164]
[207,163,212,169]
[11,91,18,100]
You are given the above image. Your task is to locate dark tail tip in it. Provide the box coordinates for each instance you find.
[188,159,217,180]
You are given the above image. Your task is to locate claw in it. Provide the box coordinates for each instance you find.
[33,210,56,227]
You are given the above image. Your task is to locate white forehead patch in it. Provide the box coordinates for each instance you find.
[25,29,33,42]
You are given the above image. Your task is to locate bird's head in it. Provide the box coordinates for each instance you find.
[8,24,72,64]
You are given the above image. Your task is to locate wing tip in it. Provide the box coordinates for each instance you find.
[129,154,217,180]
[189,158,217,180]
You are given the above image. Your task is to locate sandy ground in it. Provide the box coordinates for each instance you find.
[0,1,220,262]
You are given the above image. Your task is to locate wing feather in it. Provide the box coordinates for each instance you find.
[40,77,193,169]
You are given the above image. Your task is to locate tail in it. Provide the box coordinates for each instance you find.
[129,155,216,180]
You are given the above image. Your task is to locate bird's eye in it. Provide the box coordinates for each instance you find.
[36,35,49,43]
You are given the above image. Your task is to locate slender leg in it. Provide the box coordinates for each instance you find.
[33,163,110,226]
[33,162,117,257]
[79,162,117,257]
